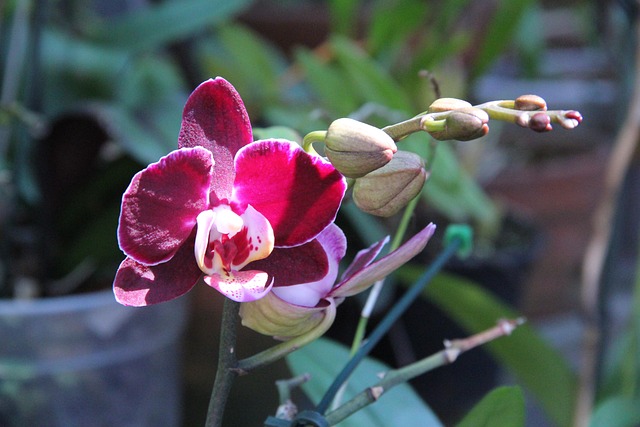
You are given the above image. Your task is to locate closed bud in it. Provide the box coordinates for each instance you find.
[514,94,547,111]
[239,293,331,340]
[353,151,427,217]
[427,98,472,113]
[325,118,397,178]
[427,107,489,141]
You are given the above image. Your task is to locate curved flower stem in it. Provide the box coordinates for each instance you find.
[236,301,337,373]
[316,236,462,414]
[205,299,240,427]
[324,318,524,425]
[302,130,326,156]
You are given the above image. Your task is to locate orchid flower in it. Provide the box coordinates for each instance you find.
[114,78,346,306]
[240,223,436,339]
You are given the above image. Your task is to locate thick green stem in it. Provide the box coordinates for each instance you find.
[205,299,240,427]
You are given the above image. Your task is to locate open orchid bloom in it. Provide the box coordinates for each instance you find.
[240,223,436,339]
[114,78,346,306]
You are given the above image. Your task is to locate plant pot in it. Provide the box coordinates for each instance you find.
[0,290,187,427]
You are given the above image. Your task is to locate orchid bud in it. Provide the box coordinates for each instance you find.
[426,107,489,141]
[427,97,472,113]
[353,151,427,217]
[529,112,552,132]
[239,292,333,340]
[514,94,547,111]
[325,118,397,178]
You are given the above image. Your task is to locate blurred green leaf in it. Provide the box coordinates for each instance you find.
[367,0,427,60]
[91,0,253,51]
[331,36,413,113]
[252,126,302,143]
[589,396,640,427]
[287,337,443,427]
[328,0,361,37]
[92,103,178,165]
[294,48,360,116]
[456,386,525,427]
[395,268,577,427]
[469,0,536,80]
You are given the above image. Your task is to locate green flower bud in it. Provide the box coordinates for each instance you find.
[353,151,427,217]
[325,118,397,178]
[427,97,472,113]
[514,94,547,111]
[239,292,332,340]
[426,107,489,141]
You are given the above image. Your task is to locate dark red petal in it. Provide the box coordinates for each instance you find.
[113,233,202,306]
[118,147,212,265]
[178,78,253,199]
[245,239,329,287]
[233,140,346,247]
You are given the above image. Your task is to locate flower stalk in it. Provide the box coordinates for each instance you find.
[324,318,525,425]
[315,226,470,414]
[205,299,240,427]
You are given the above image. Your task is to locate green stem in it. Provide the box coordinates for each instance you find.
[349,195,420,355]
[237,301,337,373]
[324,318,524,424]
[381,116,424,141]
[315,237,462,414]
[302,130,327,156]
[205,299,240,427]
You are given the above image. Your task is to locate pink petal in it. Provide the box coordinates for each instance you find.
[113,233,202,306]
[178,78,253,199]
[118,147,212,265]
[330,223,436,298]
[246,238,329,286]
[204,270,273,302]
[272,224,346,307]
[340,235,390,282]
[233,140,346,247]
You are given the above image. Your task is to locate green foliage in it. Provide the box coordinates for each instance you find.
[287,337,443,427]
[589,396,640,427]
[89,0,253,51]
[456,386,525,427]
[396,267,577,427]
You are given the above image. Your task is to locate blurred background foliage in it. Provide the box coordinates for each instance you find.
[2,0,638,426]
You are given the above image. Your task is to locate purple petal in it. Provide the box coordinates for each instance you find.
[246,239,329,286]
[113,233,202,306]
[178,78,253,199]
[340,236,390,282]
[330,223,436,298]
[272,224,346,307]
[118,147,212,265]
[233,140,346,247]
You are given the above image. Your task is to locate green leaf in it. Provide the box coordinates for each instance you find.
[252,126,302,143]
[295,48,360,116]
[396,269,577,427]
[456,386,525,427]
[469,0,536,80]
[90,0,253,51]
[213,24,285,105]
[328,0,361,37]
[590,396,640,427]
[331,37,413,113]
[367,0,427,59]
[287,337,443,427]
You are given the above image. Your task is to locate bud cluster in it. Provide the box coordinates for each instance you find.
[310,94,581,218]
